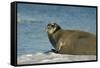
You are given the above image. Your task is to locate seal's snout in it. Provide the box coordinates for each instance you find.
[45,23,57,34]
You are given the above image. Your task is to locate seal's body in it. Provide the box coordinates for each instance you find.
[46,23,96,55]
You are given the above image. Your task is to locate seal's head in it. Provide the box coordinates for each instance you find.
[45,23,61,34]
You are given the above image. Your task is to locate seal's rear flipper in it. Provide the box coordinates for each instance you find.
[44,49,58,54]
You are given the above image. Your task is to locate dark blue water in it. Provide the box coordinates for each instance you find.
[17,3,96,57]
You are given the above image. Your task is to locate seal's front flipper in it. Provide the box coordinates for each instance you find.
[51,49,58,53]
[56,42,63,52]
[44,49,57,53]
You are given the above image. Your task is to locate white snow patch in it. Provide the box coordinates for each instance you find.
[17,52,96,65]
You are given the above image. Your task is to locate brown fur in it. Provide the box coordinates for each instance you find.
[46,23,96,55]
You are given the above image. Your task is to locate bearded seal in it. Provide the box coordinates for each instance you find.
[45,23,96,55]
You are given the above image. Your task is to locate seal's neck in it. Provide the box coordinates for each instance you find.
[50,26,61,35]
[47,29,60,36]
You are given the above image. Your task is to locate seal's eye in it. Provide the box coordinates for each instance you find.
[51,25,55,28]
[47,23,55,28]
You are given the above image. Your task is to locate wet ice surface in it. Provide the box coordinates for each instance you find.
[17,52,96,65]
